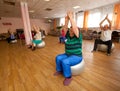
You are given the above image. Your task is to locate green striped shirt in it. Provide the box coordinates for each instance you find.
[65,31,82,56]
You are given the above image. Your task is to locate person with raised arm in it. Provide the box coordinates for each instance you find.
[54,11,83,86]
[28,25,42,51]
[92,14,112,56]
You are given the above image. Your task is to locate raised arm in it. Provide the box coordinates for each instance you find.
[106,16,111,30]
[67,11,79,38]
[33,25,39,33]
[99,16,106,30]
[63,16,69,35]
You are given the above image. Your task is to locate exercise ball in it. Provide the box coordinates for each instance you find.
[71,59,85,75]
[11,40,17,43]
[37,41,45,48]
[98,43,115,51]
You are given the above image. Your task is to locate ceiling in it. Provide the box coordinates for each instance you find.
[0,0,119,19]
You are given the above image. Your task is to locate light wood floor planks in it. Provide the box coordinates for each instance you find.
[0,36,120,91]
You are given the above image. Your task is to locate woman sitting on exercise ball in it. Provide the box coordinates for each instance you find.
[91,14,112,56]
[28,25,42,51]
[54,11,83,86]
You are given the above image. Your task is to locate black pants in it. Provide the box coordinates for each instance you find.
[7,37,15,43]
[93,39,112,54]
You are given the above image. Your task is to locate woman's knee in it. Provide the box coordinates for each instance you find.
[95,39,100,43]
[56,53,66,59]
[56,54,63,61]
[62,59,69,66]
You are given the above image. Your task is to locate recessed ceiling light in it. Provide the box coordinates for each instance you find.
[44,0,50,1]
[73,6,80,9]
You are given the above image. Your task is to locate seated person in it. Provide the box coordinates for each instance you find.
[59,27,66,43]
[54,11,83,86]
[92,14,112,56]
[28,25,43,51]
[31,31,36,38]
[7,30,16,43]
[19,31,25,39]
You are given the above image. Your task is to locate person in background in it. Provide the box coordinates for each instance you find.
[28,25,42,51]
[6,29,16,43]
[54,11,83,86]
[91,14,112,56]
[59,27,66,43]
[19,31,25,39]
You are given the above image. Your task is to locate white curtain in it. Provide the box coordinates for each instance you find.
[87,4,114,27]
[59,4,114,28]
[76,12,84,28]
[60,17,65,26]
[100,4,114,26]
[88,9,101,27]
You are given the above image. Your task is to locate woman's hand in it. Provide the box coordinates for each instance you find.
[105,14,108,19]
[65,15,69,21]
[67,11,79,38]
[65,15,69,24]
[33,25,39,32]
[67,11,73,19]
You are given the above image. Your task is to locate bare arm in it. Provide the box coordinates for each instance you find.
[67,11,79,38]
[63,16,69,35]
[99,17,106,30]
[106,17,111,30]
[33,25,39,32]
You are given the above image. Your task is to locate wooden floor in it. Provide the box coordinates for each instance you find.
[0,36,120,91]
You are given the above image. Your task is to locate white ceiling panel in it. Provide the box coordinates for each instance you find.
[0,0,119,19]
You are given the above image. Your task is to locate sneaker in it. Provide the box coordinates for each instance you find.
[54,71,62,76]
[91,50,96,52]
[107,53,111,56]
[63,77,72,86]
[28,45,32,49]
[31,47,36,51]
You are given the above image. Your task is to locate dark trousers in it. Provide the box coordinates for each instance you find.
[59,36,66,43]
[93,39,112,54]
[7,37,15,43]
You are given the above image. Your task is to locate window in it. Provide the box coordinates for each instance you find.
[77,15,84,28]
[60,17,71,28]
[87,4,114,27]
[60,17,65,26]
[102,13,113,25]
[88,12,101,27]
